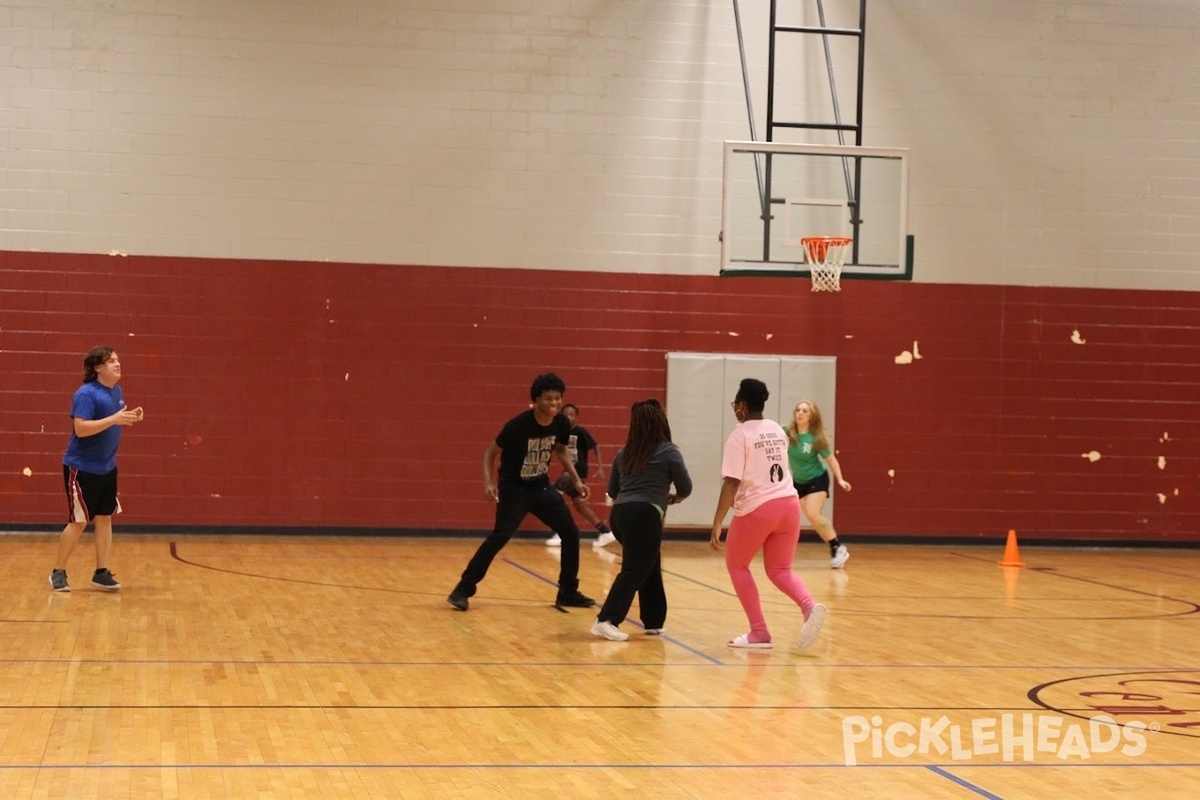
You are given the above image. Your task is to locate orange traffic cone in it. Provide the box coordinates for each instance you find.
[997,529,1025,568]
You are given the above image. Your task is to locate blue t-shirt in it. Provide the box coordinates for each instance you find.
[63,382,125,474]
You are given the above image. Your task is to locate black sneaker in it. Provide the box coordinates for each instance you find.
[447,591,469,611]
[49,569,70,592]
[91,568,121,591]
[556,590,596,608]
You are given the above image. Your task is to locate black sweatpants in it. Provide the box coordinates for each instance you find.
[456,481,581,597]
[596,502,666,628]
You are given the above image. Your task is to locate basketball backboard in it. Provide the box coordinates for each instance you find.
[720,141,911,279]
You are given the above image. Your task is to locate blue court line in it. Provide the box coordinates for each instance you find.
[501,556,563,587]
[926,765,1002,798]
[661,566,739,597]
[503,556,724,665]
[642,633,722,665]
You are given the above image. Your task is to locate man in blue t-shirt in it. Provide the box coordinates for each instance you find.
[448,373,596,611]
[49,346,144,592]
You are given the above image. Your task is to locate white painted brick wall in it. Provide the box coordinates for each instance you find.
[1,0,1198,288]
[868,0,1200,288]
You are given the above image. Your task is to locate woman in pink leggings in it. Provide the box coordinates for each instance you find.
[709,378,827,649]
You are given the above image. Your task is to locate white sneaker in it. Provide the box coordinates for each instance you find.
[643,628,665,636]
[798,603,827,649]
[590,620,629,641]
[593,548,618,565]
[545,534,562,546]
[727,633,773,649]
[830,544,849,569]
[594,531,617,547]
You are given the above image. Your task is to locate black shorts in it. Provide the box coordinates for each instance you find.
[555,472,584,499]
[63,465,121,523]
[794,471,830,499]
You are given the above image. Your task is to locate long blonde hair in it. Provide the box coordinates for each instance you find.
[784,399,829,454]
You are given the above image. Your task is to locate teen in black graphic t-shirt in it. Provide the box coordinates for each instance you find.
[495,409,569,485]
[564,418,596,479]
[448,373,597,611]
[546,403,615,547]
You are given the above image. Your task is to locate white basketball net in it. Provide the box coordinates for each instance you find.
[802,237,852,293]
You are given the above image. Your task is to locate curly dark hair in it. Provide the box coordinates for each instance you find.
[529,372,566,401]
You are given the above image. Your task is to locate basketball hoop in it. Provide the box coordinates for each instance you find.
[801,236,852,292]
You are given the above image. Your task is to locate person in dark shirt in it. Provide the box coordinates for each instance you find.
[590,399,692,641]
[448,373,597,611]
[545,403,616,547]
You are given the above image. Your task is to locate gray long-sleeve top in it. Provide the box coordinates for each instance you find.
[607,442,693,511]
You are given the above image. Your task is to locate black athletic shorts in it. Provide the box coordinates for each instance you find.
[793,471,831,499]
[63,464,121,523]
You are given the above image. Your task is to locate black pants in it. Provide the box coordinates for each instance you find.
[596,502,665,628]
[456,481,581,597]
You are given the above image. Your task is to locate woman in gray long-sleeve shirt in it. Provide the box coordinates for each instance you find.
[590,399,693,642]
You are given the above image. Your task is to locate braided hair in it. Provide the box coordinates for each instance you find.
[618,399,672,474]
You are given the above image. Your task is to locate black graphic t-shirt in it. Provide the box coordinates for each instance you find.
[496,409,571,485]
[564,425,598,479]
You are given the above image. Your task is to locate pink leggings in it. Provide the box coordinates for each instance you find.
[725,495,814,643]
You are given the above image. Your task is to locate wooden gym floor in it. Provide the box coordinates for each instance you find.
[1,533,1198,798]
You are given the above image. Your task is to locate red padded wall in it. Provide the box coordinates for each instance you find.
[1,251,1196,542]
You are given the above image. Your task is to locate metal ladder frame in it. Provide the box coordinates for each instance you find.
[731,0,868,265]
